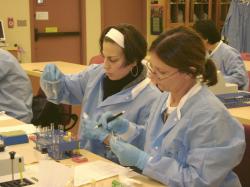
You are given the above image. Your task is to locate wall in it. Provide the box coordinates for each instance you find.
[0,0,31,63]
[85,0,101,64]
[0,0,102,64]
[0,0,154,64]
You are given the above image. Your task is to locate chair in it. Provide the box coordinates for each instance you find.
[241,53,250,61]
[89,54,104,64]
[248,71,250,91]
[234,124,250,187]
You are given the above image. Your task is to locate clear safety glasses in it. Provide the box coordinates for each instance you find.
[146,61,178,80]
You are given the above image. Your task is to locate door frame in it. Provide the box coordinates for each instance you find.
[29,0,86,64]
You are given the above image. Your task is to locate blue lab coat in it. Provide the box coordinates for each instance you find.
[0,49,33,123]
[142,86,245,187]
[40,64,160,158]
[222,0,250,53]
[210,42,249,90]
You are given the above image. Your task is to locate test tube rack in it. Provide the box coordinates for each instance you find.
[35,129,80,160]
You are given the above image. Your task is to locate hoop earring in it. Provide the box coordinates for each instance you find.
[130,64,139,77]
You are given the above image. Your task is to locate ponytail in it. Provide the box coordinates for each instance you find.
[202,59,217,86]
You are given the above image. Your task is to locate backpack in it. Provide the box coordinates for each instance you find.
[31,89,78,131]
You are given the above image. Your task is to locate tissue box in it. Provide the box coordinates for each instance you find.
[0,152,24,176]
[0,130,28,146]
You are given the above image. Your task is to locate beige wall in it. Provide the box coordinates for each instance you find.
[85,0,101,64]
[0,0,155,64]
[0,0,31,63]
[0,0,102,64]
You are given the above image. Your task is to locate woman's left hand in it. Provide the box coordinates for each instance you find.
[110,137,149,170]
[83,119,109,142]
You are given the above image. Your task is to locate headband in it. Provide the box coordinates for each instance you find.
[105,28,124,48]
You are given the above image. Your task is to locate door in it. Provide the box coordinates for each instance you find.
[30,0,86,64]
[101,0,146,36]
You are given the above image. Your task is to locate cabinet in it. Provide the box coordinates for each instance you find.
[161,0,231,31]
[212,0,231,30]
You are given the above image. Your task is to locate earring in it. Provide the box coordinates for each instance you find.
[130,64,139,77]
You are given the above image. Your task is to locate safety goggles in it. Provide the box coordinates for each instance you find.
[146,61,178,80]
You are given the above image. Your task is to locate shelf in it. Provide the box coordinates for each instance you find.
[193,2,209,4]
[170,2,186,4]
[163,0,231,31]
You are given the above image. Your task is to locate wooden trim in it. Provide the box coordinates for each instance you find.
[100,0,105,30]
[141,0,147,37]
[185,0,190,25]
[29,0,35,62]
[80,0,86,65]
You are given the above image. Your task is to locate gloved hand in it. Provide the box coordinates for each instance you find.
[42,64,63,82]
[110,137,149,170]
[99,111,129,134]
[83,119,109,142]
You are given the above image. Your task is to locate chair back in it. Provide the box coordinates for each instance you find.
[234,124,250,187]
[89,54,104,64]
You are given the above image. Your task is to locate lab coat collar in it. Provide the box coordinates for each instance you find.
[209,40,223,57]
[165,83,202,120]
[98,78,151,107]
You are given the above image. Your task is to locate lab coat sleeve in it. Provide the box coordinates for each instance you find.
[40,64,98,105]
[0,56,13,80]
[143,110,245,187]
[119,101,155,149]
[222,49,248,89]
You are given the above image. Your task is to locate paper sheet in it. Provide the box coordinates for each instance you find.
[74,160,127,186]
[6,143,39,165]
[39,160,73,187]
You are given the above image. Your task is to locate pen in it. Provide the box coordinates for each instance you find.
[94,111,125,129]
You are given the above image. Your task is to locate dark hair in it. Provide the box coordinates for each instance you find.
[99,24,147,66]
[150,26,217,86]
[193,20,221,44]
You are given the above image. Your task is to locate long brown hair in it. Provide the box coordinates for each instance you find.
[150,26,217,86]
[99,24,147,66]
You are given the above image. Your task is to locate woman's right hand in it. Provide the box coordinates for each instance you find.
[99,111,129,134]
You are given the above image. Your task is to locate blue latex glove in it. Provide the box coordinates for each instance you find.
[110,137,149,170]
[83,119,109,142]
[99,111,129,134]
[42,64,63,82]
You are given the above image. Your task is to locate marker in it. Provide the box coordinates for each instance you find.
[94,111,125,129]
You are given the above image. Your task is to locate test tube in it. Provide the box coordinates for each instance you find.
[54,133,61,160]
[50,123,55,138]
[58,124,64,135]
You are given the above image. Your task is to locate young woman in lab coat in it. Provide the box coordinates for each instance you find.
[100,26,245,186]
[40,24,160,160]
